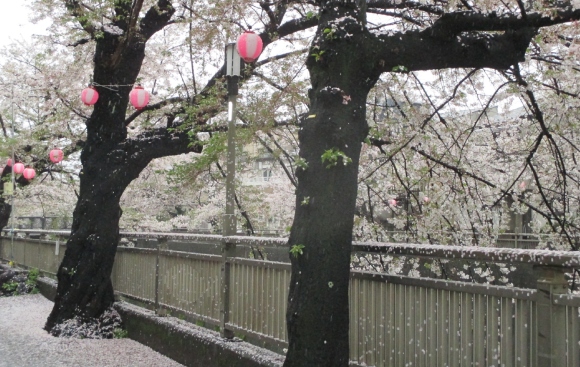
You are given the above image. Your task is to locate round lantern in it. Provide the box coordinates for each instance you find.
[81,86,99,106]
[129,85,150,110]
[13,163,24,175]
[423,196,430,204]
[388,198,397,207]
[23,168,35,180]
[519,181,527,190]
[6,158,13,167]
[236,31,263,63]
[49,149,64,164]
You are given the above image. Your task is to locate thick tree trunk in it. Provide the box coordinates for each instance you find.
[284,3,377,366]
[45,1,179,333]
[45,143,149,331]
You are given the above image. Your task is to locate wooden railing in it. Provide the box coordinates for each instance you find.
[1,229,579,367]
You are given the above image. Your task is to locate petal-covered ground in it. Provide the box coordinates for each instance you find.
[0,294,184,367]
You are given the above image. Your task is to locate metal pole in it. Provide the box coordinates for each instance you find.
[220,44,241,339]
[223,92,237,236]
[223,43,240,236]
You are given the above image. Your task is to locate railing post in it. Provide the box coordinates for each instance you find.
[155,236,168,316]
[535,266,568,367]
[220,236,235,339]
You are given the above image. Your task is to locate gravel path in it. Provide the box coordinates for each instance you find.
[0,294,185,367]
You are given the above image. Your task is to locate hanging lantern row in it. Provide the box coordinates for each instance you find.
[2,148,64,181]
[5,158,35,181]
[79,32,262,109]
[80,85,150,110]
[236,30,263,63]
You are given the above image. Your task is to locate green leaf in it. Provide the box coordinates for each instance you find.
[321,148,352,168]
[290,244,305,258]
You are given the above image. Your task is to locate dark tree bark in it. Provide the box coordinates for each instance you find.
[0,167,12,232]
[284,4,379,366]
[283,2,580,366]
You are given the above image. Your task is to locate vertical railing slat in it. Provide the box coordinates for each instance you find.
[427,288,437,363]
[500,298,514,367]
[473,293,486,367]
[460,292,473,367]
[449,291,460,367]
[487,296,499,366]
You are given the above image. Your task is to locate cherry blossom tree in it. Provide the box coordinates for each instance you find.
[26,0,316,336]
[282,2,580,366]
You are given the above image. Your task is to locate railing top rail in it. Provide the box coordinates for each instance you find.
[2,229,71,236]
[352,242,580,267]
[4,229,580,267]
[120,232,289,247]
[0,229,289,247]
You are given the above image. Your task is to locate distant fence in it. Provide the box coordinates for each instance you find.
[12,217,572,249]
[2,230,580,367]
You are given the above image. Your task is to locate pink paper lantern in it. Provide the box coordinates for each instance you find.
[388,198,397,207]
[519,181,527,190]
[129,85,150,110]
[23,168,35,180]
[236,31,263,63]
[6,158,12,167]
[13,163,24,175]
[423,196,430,203]
[81,86,99,106]
[49,149,64,164]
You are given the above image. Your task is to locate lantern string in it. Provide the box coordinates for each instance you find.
[92,82,138,91]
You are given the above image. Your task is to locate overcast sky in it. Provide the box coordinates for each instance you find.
[0,4,48,48]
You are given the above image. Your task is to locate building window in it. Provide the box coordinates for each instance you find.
[263,170,272,181]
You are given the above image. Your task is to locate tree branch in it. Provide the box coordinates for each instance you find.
[113,0,132,30]
[373,27,536,73]
[64,0,97,36]
[140,0,176,40]
[367,0,444,15]
[428,9,580,37]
